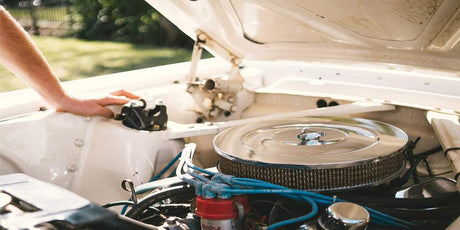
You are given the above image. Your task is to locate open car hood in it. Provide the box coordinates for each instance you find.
[146,0,460,72]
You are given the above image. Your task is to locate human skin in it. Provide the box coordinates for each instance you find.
[0,6,139,117]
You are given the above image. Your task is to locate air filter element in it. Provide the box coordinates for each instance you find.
[214,117,408,191]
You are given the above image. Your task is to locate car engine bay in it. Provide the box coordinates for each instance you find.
[2,0,460,229]
[1,58,459,229]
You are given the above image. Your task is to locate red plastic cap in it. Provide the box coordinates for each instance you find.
[195,195,250,220]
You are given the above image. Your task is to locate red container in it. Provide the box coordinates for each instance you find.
[195,195,250,229]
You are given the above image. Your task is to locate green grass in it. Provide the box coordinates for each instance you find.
[0,36,198,92]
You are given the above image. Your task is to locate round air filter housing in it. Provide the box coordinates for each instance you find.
[214,117,408,191]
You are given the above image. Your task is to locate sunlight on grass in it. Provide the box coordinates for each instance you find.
[0,36,199,92]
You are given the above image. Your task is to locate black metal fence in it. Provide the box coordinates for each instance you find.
[1,0,73,35]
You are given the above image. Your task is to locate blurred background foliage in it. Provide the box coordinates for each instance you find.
[2,0,193,46]
[0,0,202,92]
[67,0,192,47]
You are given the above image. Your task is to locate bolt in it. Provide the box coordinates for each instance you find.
[197,33,207,42]
[155,99,164,105]
[74,138,84,147]
[232,57,241,66]
[208,109,217,118]
[186,85,195,93]
[67,165,77,172]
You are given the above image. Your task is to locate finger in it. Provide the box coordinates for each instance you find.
[97,97,130,106]
[110,89,140,99]
[97,107,115,118]
[55,107,66,112]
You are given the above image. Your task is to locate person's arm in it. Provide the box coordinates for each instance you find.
[0,6,138,117]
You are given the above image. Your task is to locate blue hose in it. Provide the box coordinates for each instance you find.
[267,195,319,230]
[229,178,415,228]
[177,145,416,229]
[150,151,182,182]
[190,164,216,176]
[120,152,183,215]
[187,172,415,228]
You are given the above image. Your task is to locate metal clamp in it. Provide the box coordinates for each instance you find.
[121,179,138,205]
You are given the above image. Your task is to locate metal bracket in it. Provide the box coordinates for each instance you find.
[185,33,252,121]
[187,33,207,82]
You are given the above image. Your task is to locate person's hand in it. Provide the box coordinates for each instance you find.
[55,89,140,118]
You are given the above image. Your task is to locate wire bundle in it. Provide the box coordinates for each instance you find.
[176,143,416,229]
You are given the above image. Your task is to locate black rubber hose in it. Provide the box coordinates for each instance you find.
[102,201,134,209]
[339,191,459,209]
[125,184,195,219]
[367,202,460,223]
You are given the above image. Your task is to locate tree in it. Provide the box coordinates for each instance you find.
[67,0,191,47]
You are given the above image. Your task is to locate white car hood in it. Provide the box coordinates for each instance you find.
[146,0,460,72]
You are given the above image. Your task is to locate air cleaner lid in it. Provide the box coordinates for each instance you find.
[214,117,408,168]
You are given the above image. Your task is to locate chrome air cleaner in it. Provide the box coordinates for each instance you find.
[214,117,408,191]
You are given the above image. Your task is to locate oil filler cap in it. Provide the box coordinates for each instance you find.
[318,202,370,230]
